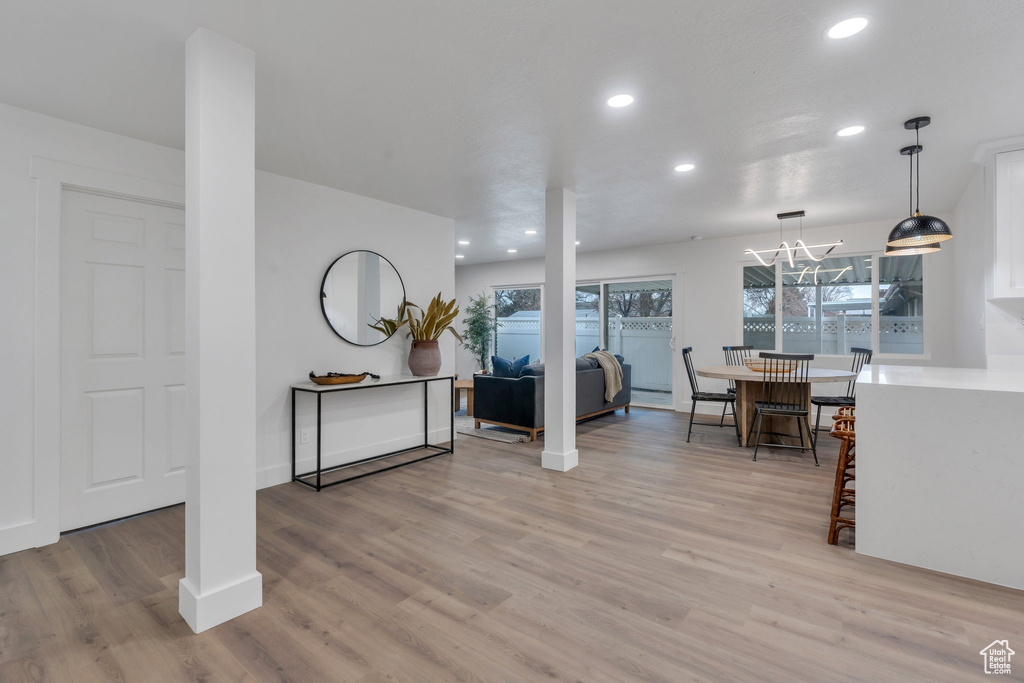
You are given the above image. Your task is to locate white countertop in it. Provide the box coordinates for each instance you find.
[858,364,1024,394]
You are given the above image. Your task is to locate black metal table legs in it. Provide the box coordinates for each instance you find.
[291,376,455,491]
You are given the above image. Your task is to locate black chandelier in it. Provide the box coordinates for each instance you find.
[885,116,952,254]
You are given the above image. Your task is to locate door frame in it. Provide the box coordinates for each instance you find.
[19,157,184,554]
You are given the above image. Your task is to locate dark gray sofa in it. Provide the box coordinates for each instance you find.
[473,364,631,441]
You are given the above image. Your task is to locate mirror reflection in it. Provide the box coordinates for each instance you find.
[320,250,405,346]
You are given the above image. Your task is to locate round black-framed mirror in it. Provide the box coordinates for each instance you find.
[320,250,406,346]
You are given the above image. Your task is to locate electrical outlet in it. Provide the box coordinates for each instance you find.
[300,429,310,444]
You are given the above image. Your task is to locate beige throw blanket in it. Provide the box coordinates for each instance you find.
[584,350,623,402]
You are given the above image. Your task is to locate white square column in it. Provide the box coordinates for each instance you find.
[542,188,579,471]
[179,28,262,633]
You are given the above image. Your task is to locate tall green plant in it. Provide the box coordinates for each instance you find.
[460,292,499,371]
[369,293,462,342]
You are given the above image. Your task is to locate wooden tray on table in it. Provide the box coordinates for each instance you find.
[309,371,369,385]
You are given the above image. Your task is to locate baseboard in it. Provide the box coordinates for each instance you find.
[179,571,263,634]
[541,449,579,472]
[0,519,56,558]
[256,463,291,490]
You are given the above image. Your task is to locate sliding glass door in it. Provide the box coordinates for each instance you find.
[602,279,673,407]
[490,279,675,408]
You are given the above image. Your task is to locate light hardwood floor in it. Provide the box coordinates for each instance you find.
[2,408,1021,682]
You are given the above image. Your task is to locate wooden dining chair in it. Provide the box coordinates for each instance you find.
[721,345,753,425]
[721,346,753,390]
[749,352,817,465]
[810,347,872,449]
[682,347,741,446]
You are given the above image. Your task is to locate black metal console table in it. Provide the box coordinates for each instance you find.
[291,374,455,491]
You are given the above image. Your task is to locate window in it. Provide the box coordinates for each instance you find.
[493,288,541,361]
[742,265,775,349]
[782,256,872,354]
[743,253,924,356]
[879,254,924,354]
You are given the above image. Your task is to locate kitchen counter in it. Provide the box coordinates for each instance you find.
[858,364,1024,393]
[856,365,1024,590]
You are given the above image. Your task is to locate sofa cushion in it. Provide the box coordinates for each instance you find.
[519,363,545,377]
[523,357,611,373]
[492,354,530,378]
[591,346,626,365]
[509,356,623,377]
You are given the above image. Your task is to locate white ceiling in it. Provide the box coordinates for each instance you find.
[2,0,1022,264]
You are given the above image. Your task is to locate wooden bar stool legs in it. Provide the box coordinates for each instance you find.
[828,406,856,545]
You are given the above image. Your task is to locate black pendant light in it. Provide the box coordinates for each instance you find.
[884,242,941,256]
[886,116,952,249]
[885,140,941,256]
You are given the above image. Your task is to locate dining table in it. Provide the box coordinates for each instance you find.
[696,364,858,446]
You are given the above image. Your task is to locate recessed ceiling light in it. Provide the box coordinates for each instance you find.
[458,240,470,245]
[507,249,517,253]
[674,164,695,173]
[837,125,865,137]
[575,241,580,246]
[455,254,464,259]
[828,17,868,39]
[607,94,634,108]
[525,230,537,235]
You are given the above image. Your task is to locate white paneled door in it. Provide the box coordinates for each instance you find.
[60,190,186,531]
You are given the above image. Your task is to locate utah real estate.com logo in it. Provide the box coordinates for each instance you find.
[980,640,1014,675]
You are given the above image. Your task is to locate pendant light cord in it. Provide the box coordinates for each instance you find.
[915,126,921,214]
[909,145,913,216]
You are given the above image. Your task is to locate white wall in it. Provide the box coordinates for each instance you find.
[456,216,957,414]
[0,102,454,555]
[952,167,989,368]
[255,171,454,487]
[951,154,1024,370]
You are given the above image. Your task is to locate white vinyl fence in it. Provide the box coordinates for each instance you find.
[495,315,673,392]
[743,314,923,354]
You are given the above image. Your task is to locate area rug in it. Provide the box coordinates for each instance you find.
[454,414,530,444]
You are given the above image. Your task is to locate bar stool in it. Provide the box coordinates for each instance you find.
[811,347,872,450]
[827,406,856,544]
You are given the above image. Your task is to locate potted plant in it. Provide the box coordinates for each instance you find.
[370,293,462,376]
[460,292,499,374]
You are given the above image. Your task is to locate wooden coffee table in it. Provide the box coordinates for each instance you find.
[454,379,474,416]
